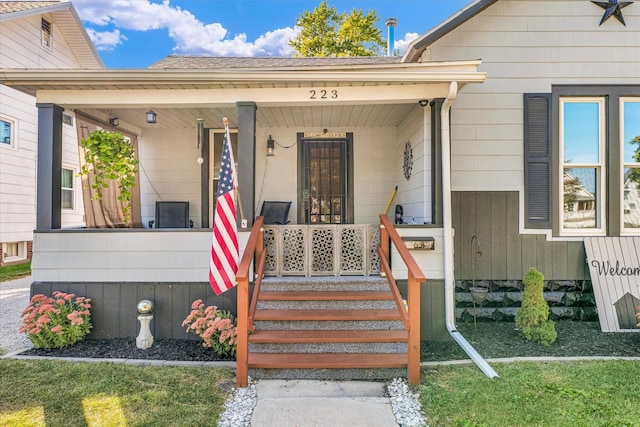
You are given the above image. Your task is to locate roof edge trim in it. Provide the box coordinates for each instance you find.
[402,0,499,63]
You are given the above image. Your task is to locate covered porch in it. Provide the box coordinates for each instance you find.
[2,58,491,384]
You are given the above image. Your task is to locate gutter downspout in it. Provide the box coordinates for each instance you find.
[441,81,499,378]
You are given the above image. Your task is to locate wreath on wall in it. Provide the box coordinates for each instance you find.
[403,140,413,181]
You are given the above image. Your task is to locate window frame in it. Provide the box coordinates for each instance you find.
[2,242,27,263]
[558,97,606,236]
[0,114,17,149]
[620,98,640,234]
[61,167,75,211]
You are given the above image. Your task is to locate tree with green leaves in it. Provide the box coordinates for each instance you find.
[289,1,384,57]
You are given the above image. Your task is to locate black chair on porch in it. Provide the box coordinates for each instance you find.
[260,201,291,225]
[149,201,193,228]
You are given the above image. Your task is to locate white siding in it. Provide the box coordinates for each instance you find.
[252,126,398,226]
[138,127,202,227]
[31,230,251,282]
[0,13,87,249]
[395,105,431,224]
[0,14,82,69]
[423,0,640,191]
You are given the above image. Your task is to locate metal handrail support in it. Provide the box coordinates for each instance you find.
[379,214,426,385]
[236,216,265,388]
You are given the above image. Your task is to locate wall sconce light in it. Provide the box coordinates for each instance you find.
[109,117,119,127]
[146,109,157,124]
[418,99,430,107]
[266,135,275,156]
[196,118,204,149]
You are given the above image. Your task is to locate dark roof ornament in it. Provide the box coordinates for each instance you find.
[591,0,633,26]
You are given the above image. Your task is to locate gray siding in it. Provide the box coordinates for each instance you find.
[31,282,246,340]
[453,191,588,281]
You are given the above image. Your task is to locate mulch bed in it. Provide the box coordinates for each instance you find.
[19,321,640,362]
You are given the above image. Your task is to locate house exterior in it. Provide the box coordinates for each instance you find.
[1,0,639,345]
[0,1,102,266]
[403,0,640,331]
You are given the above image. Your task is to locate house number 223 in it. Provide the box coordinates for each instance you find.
[310,89,338,99]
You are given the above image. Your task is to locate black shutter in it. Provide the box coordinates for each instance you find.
[524,93,551,229]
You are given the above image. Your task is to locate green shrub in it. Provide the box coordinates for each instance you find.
[515,267,557,346]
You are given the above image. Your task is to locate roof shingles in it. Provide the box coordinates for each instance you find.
[0,1,61,14]
[149,55,402,70]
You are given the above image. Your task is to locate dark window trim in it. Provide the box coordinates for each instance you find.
[551,85,640,236]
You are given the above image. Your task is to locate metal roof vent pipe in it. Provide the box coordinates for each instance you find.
[385,17,397,56]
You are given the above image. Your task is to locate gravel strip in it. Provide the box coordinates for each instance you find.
[217,377,257,427]
[0,276,33,354]
[387,378,428,426]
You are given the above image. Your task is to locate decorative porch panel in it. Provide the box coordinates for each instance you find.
[452,191,589,281]
[262,225,381,276]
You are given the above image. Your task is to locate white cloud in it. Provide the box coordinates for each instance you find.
[85,28,126,51]
[394,32,420,55]
[73,0,296,57]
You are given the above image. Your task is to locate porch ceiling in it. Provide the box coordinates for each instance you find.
[1,60,485,130]
[80,104,417,130]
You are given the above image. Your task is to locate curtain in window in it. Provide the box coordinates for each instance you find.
[75,112,142,228]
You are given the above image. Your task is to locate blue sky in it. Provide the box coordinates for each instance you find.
[71,0,472,68]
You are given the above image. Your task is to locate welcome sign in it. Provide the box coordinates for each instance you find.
[584,237,640,332]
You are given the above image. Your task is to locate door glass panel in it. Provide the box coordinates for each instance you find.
[305,140,346,224]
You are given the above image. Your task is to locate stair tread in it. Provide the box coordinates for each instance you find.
[249,329,408,343]
[248,352,407,369]
[253,309,403,321]
[259,291,393,301]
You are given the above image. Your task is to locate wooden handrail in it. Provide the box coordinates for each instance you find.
[377,247,410,329]
[247,248,267,331]
[236,216,265,388]
[379,215,426,283]
[378,214,426,386]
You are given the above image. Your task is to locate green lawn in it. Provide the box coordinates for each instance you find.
[0,262,31,282]
[421,360,640,427]
[0,359,234,427]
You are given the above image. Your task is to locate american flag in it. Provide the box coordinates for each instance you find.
[209,127,238,295]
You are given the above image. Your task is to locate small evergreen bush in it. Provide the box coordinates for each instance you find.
[515,267,557,346]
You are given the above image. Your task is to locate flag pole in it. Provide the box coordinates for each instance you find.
[223,117,247,228]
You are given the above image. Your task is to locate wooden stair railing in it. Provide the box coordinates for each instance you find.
[378,214,426,385]
[236,216,265,388]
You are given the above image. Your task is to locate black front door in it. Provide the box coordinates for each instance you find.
[298,132,353,224]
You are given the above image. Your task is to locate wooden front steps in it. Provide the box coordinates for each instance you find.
[248,277,409,381]
[248,353,408,369]
[249,330,408,343]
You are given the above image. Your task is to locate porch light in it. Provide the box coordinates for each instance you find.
[267,135,275,156]
[196,117,204,149]
[108,117,119,127]
[146,109,157,124]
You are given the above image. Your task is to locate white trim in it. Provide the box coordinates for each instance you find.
[620,98,640,235]
[0,114,18,151]
[61,166,76,212]
[559,97,606,236]
[2,241,27,263]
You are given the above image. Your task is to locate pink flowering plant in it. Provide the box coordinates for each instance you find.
[182,300,237,358]
[20,292,92,349]
[636,305,640,328]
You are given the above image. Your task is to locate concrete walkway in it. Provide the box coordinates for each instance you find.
[250,380,398,427]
